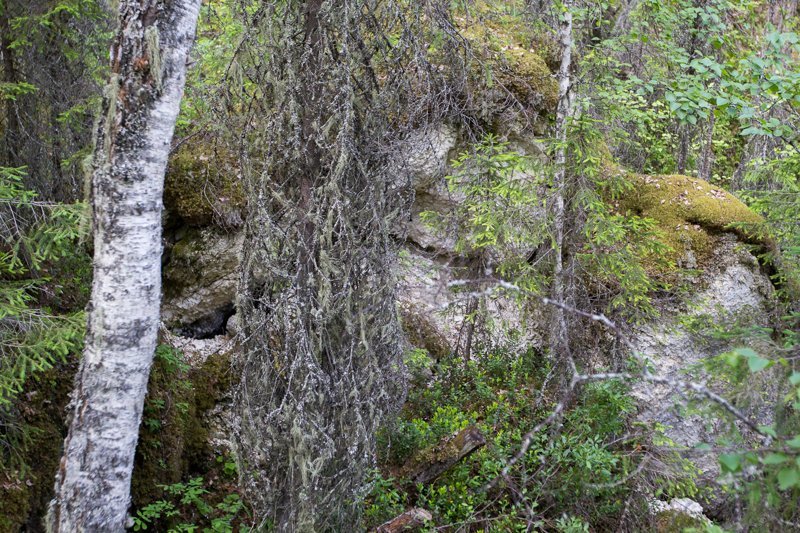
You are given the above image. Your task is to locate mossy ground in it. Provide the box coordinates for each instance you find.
[130,344,248,531]
[368,349,688,530]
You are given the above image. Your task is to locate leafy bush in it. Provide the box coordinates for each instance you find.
[131,476,249,533]
[363,471,408,527]
[370,348,695,530]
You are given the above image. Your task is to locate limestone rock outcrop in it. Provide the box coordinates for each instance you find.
[632,235,777,478]
[159,125,780,521]
[161,227,242,336]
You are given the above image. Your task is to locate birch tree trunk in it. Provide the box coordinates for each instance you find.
[48,1,201,531]
[550,2,574,363]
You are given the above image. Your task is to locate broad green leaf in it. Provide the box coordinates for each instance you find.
[747,355,770,373]
[777,467,799,490]
[786,435,800,449]
[723,351,741,367]
[719,453,741,473]
[763,453,789,465]
[759,425,778,438]
[741,126,763,136]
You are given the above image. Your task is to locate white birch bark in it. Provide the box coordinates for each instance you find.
[550,2,574,359]
[48,1,201,531]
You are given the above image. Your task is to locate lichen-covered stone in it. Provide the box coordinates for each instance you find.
[162,227,243,331]
[396,249,540,356]
[632,235,778,507]
[651,498,711,532]
[403,125,459,191]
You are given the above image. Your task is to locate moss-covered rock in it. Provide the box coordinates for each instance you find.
[400,305,451,360]
[165,139,246,228]
[654,508,710,533]
[619,174,770,273]
[161,227,243,330]
[450,8,558,131]
[131,345,238,510]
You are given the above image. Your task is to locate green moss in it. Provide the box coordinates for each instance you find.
[131,346,237,509]
[455,16,558,124]
[497,42,558,111]
[400,306,451,360]
[619,174,769,273]
[468,0,561,69]
[654,509,709,532]
[165,139,245,228]
[0,359,77,532]
[162,228,205,298]
[0,477,30,532]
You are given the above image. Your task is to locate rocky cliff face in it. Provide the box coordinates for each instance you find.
[633,235,778,485]
[159,122,779,522]
[162,227,241,337]
[163,128,775,460]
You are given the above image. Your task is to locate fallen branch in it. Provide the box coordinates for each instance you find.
[375,508,433,532]
[402,426,486,485]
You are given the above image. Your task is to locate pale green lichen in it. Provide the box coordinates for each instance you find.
[144,26,163,90]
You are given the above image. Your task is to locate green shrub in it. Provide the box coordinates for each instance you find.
[371,348,696,529]
[131,476,249,533]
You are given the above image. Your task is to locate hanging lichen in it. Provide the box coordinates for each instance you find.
[230,1,466,530]
[226,0,554,529]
